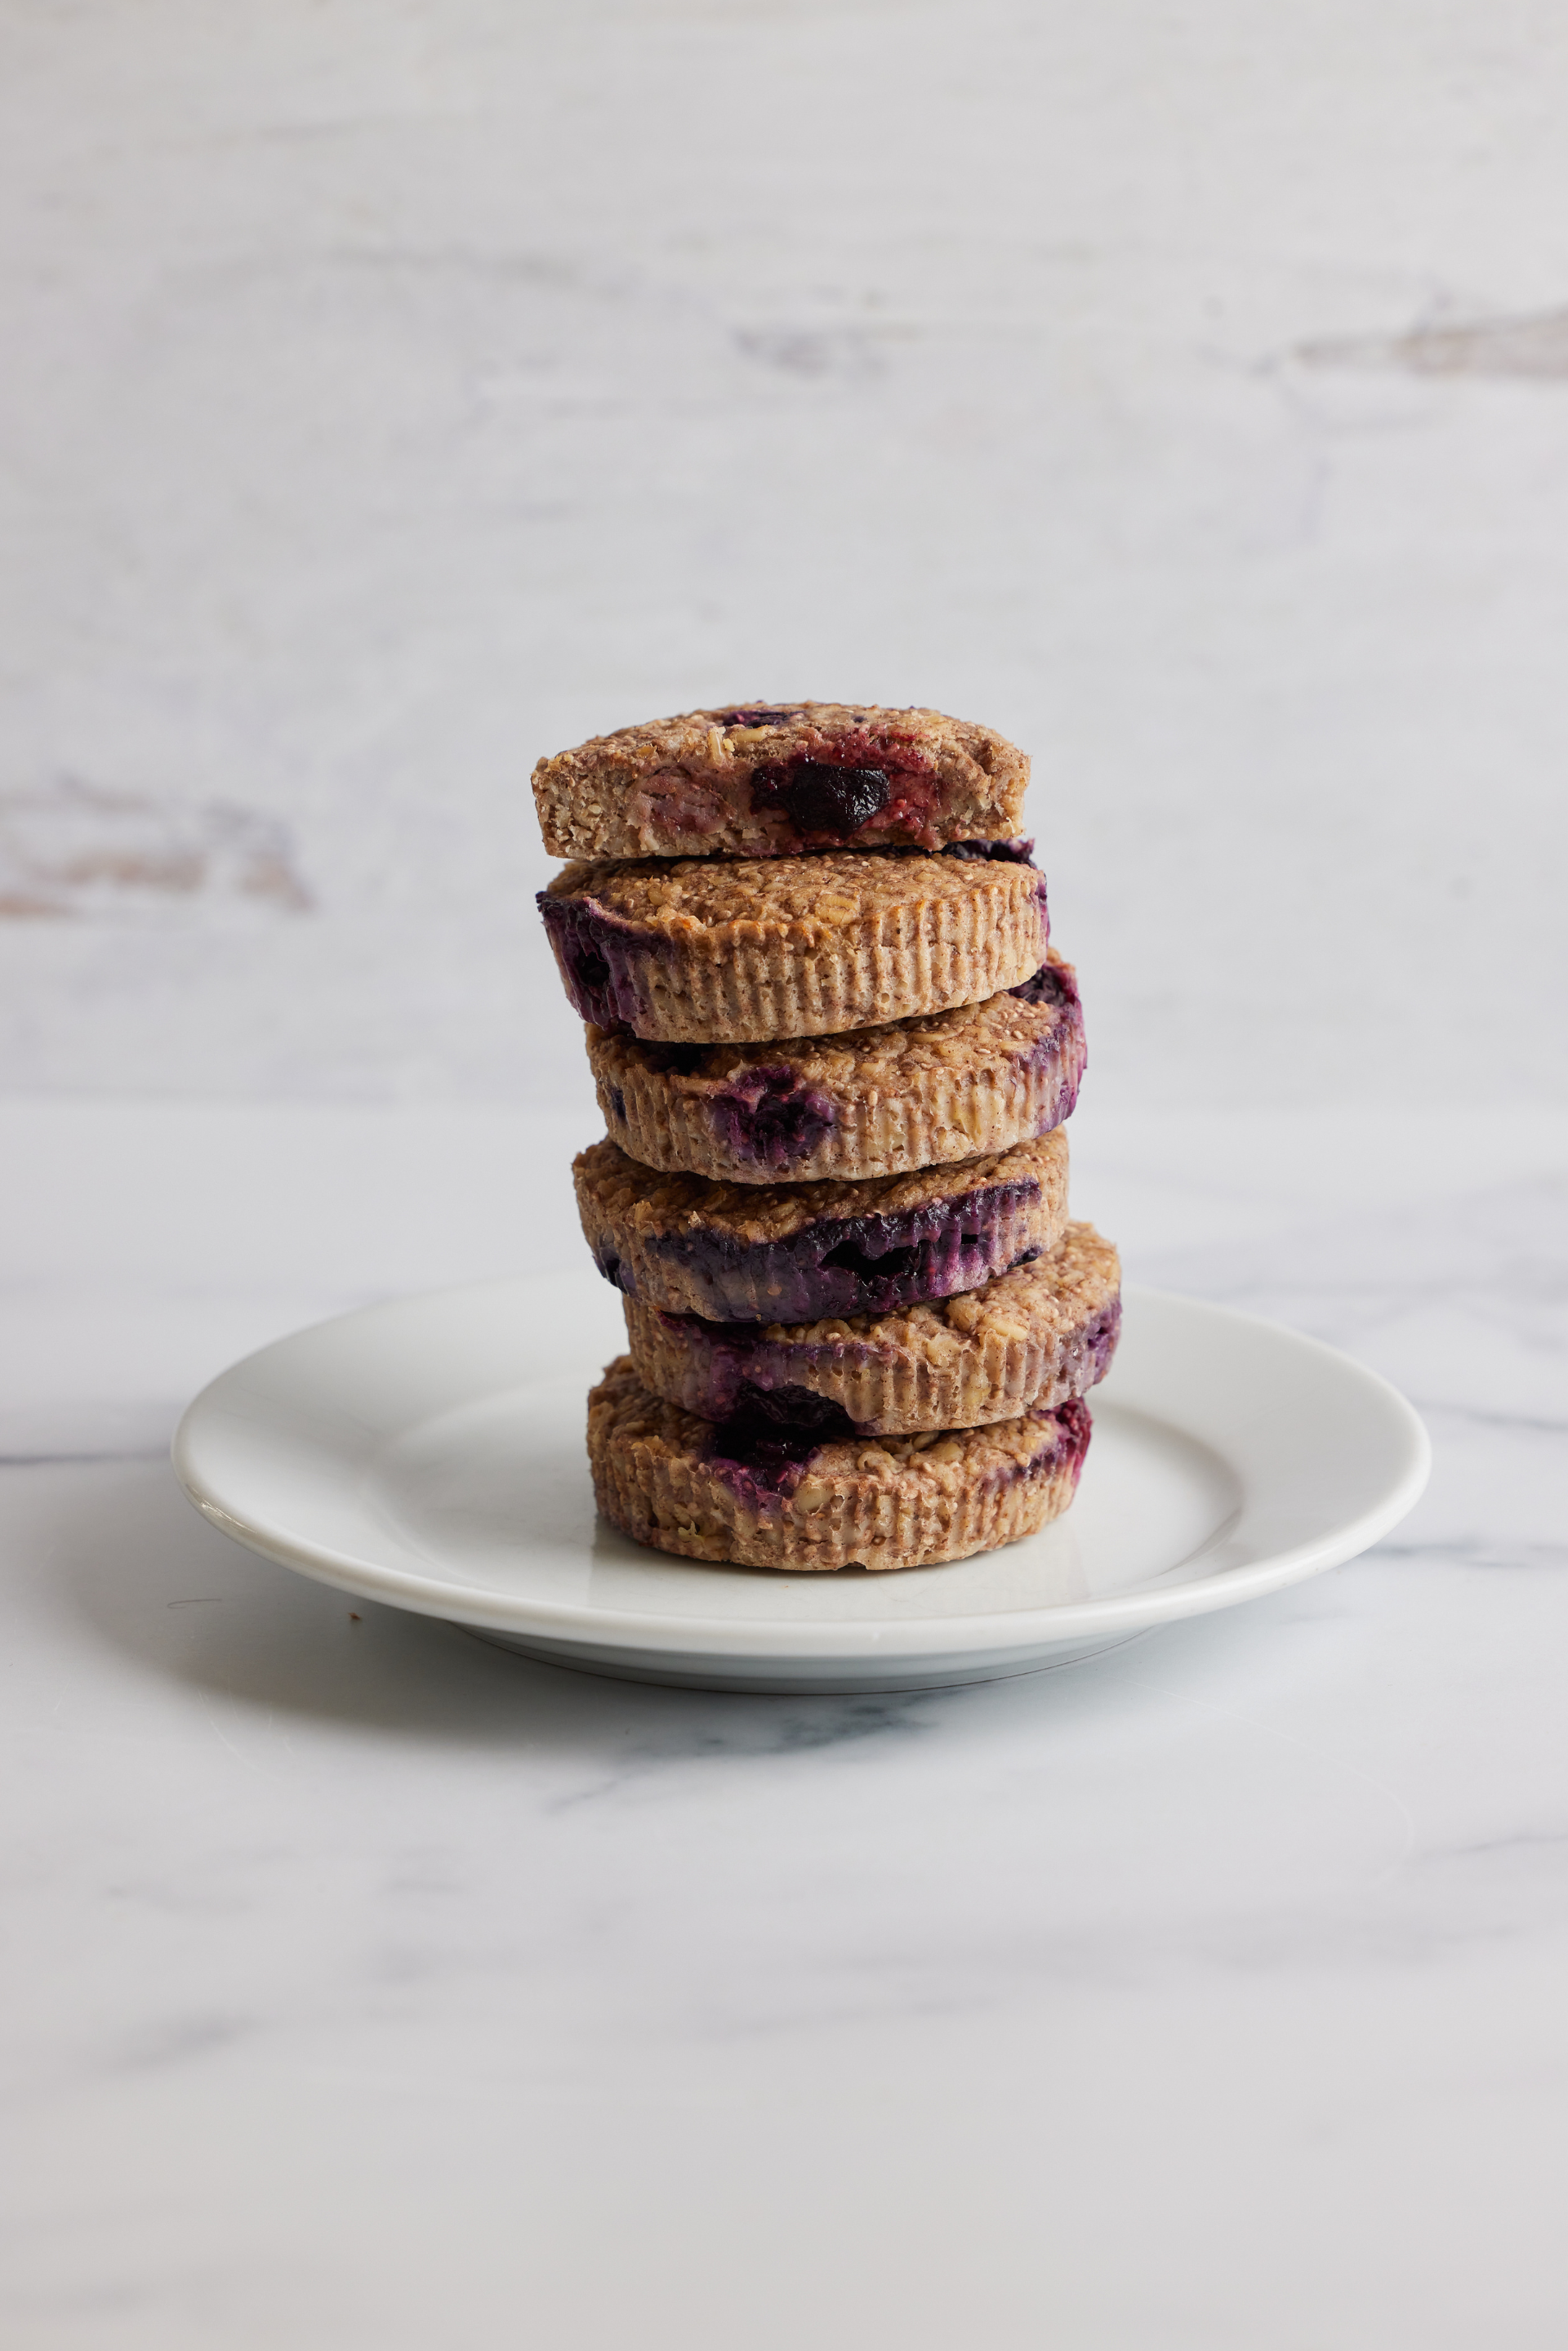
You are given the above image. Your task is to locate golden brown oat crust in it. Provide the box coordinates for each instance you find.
[573,1128,1070,1322]
[541,850,1048,1043]
[532,702,1028,859]
[587,1358,1090,1571]
[624,1222,1120,1436]
[587,952,1083,1184]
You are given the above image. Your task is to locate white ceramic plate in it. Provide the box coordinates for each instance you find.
[172,1272,1429,1693]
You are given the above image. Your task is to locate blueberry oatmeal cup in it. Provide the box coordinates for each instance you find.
[586,952,1085,1184]
[540,849,1049,1044]
[572,1128,1070,1324]
[532,703,1029,861]
[621,1220,1120,1438]
[587,1356,1093,1572]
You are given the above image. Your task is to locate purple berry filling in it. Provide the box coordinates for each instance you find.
[1016,962,1087,1130]
[637,1040,709,1075]
[662,1318,858,1425]
[707,1065,838,1171]
[701,1389,860,1510]
[654,1280,1119,1432]
[748,756,892,836]
[537,892,654,1033]
[652,1316,869,1427]
[1078,1299,1123,1390]
[606,1175,1047,1323]
[732,1382,861,1438]
[943,836,1036,865]
[1011,959,1079,1010]
[701,1390,1093,1519]
[741,733,941,845]
[1020,1394,1093,1487]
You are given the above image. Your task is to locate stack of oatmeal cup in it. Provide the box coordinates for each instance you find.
[532,703,1121,1575]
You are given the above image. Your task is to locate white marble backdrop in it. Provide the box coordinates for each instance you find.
[2,0,1566,1109]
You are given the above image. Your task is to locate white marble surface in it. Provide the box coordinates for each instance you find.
[2,0,1568,1108]
[5,1095,1568,2348]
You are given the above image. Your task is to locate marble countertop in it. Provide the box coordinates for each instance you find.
[6,1096,1566,2349]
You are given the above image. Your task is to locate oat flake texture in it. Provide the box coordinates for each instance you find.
[532,701,1028,860]
[588,1357,1092,1571]
[540,849,1049,1044]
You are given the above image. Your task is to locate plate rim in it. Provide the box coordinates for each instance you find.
[172,1279,1431,1662]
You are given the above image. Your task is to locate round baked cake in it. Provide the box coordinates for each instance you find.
[539,849,1049,1044]
[586,953,1084,1184]
[621,1220,1120,1437]
[532,703,1029,861]
[588,1356,1093,1572]
[573,1127,1070,1324]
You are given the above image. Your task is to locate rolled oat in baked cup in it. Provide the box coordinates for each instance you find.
[586,1357,1094,1572]
[586,952,1084,1184]
[621,1220,1121,1438]
[532,702,1029,861]
[572,1127,1070,1324]
[538,850,1049,1044]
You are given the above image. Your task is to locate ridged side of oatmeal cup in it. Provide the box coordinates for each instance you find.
[621,1221,1120,1437]
[587,1357,1092,1572]
[539,850,1049,1044]
[573,1127,1070,1324]
[586,952,1085,1184]
[532,702,1029,860]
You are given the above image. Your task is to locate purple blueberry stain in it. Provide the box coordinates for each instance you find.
[1013,965,1086,1131]
[538,893,656,1034]
[943,837,1036,865]
[731,1383,860,1439]
[649,1309,869,1425]
[592,1243,628,1292]
[635,1176,1047,1322]
[819,1233,922,1283]
[1013,1394,1094,1488]
[701,1386,863,1511]
[709,1066,838,1171]
[748,757,892,837]
[1075,1299,1122,1390]
[639,1039,709,1076]
[656,1275,1119,1430]
[978,1396,1094,1495]
[703,1390,1093,1517]
[1010,960,1079,1010]
[1042,1052,1085,1128]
